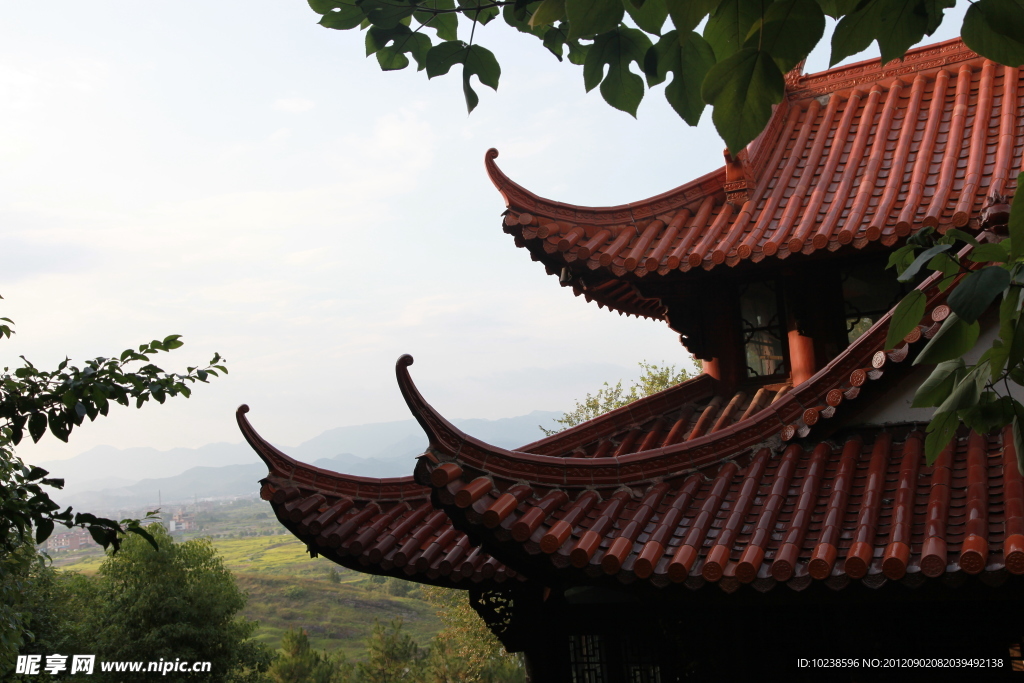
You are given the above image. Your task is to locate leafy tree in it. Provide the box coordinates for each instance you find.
[12,561,100,669]
[267,629,352,683]
[305,0,1024,153]
[883,188,1024,466]
[421,587,524,683]
[90,525,273,682]
[541,360,693,434]
[356,619,427,683]
[0,301,227,675]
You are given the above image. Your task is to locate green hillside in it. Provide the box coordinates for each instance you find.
[55,533,443,657]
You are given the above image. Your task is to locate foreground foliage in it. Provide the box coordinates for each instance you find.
[0,301,225,675]
[884,178,1024,466]
[10,528,272,682]
[13,527,273,682]
[307,0,1024,153]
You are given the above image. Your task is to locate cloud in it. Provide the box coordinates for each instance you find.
[272,98,315,113]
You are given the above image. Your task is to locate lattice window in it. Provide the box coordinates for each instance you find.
[569,634,606,683]
[622,636,662,683]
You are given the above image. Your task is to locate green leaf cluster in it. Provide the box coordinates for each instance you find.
[0,299,227,671]
[884,174,1024,467]
[308,0,1024,152]
[5,528,273,682]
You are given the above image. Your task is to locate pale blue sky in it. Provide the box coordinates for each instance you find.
[2,2,967,462]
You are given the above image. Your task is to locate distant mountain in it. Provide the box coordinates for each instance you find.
[58,463,268,512]
[43,410,562,512]
[37,442,259,496]
[287,410,560,462]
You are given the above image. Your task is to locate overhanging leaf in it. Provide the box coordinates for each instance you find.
[704,0,772,61]
[358,0,415,28]
[1006,313,1024,380]
[701,47,785,154]
[665,0,720,33]
[625,0,668,34]
[457,0,500,24]
[462,44,501,112]
[645,30,716,125]
[961,0,1024,68]
[566,0,624,40]
[887,244,917,273]
[583,27,653,116]
[883,288,926,350]
[969,241,1011,263]
[937,365,987,415]
[34,518,54,545]
[744,0,825,73]
[415,0,459,40]
[318,2,366,30]
[426,41,468,78]
[873,0,929,65]
[530,0,566,27]
[913,312,980,365]
[911,358,965,408]
[814,0,859,19]
[897,243,951,282]
[829,0,879,66]
[367,26,431,71]
[947,265,1012,323]
[1011,172,1024,260]
[28,412,46,443]
[962,393,1016,434]
[925,410,959,464]
[831,0,930,66]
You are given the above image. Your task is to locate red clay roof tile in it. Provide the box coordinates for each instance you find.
[487,39,1021,318]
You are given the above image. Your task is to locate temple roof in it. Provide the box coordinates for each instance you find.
[424,424,1023,593]
[240,240,1024,593]
[239,36,1024,597]
[237,406,524,588]
[386,249,1024,592]
[488,38,1021,318]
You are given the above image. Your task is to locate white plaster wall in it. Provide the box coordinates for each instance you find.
[847,314,1024,427]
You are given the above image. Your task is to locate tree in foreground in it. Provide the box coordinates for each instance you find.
[421,587,525,683]
[355,619,428,683]
[91,526,273,682]
[542,360,693,434]
[0,299,227,674]
[267,629,352,683]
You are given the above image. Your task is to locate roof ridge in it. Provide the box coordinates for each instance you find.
[392,259,962,487]
[484,148,724,227]
[788,37,978,99]
[236,404,425,500]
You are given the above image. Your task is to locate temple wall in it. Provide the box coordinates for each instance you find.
[850,314,1024,427]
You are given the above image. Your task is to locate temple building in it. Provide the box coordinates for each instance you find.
[239,38,1024,680]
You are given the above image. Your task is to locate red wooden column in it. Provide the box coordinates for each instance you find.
[788,329,816,386]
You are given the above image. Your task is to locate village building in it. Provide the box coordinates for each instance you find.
[45,528,98,553]
[168,510,197,533]
[240,39,1024,679]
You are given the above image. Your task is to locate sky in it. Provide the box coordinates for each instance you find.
[3,2,968,463]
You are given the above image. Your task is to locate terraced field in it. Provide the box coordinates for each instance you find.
[56,533,443,657]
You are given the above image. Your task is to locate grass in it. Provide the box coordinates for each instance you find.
[238,574,440,659]
[54,532,444,657]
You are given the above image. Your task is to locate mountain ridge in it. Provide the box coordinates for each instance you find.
[43,411,561,511]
